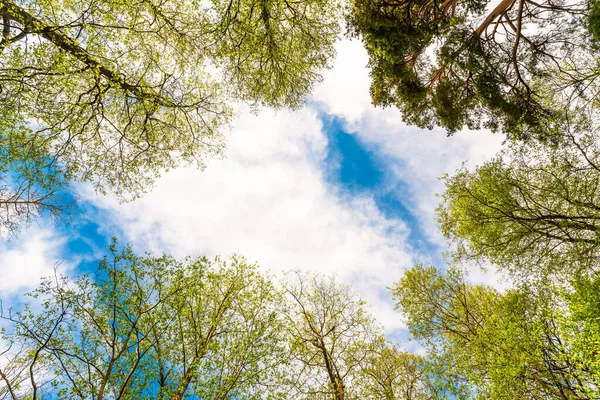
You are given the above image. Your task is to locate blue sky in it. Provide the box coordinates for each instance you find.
[20,108,436,274]
[0,39,505,343]
[320,112,441,260]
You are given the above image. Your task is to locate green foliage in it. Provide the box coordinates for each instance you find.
[392,264,600,399]
[589,0,600,41]
[428,106,600,397]
[438,134,600,280]
[0,242,288,399]
[346,0,596,140]
[281,271,382,400]
[0,127,72,237]
[356,338,447,399]
[211,0,340,109]
[0,246,443,399]
[0,0,341,235]
[564,275,600,397]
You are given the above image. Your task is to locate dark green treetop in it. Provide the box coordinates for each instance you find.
[347,0,596,140]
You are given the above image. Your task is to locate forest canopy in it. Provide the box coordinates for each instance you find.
[1,0,600,397]
[0,0,341,236]
[347,0,599,140]
[438,129,600,281]
[0,243,437,400]
[393,264,600,399]
[2,245,599,399]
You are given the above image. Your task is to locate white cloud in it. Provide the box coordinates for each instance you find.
[0,226,70,296]
[346,111,506,292]
[312,38,506,290]
[354,109,505,244]
[465,262,512,292]
[0,29,518,361]
[80,37,509,333]
[83,107,415,332]
[0,36,508,337]
[0,226,71,375]
[312,39,372,124]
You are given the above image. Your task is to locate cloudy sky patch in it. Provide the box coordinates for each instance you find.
[0,38,506,341]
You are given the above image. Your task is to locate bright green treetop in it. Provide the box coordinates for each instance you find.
[0,0,340,234]
[0,243,288,399]
[438,133,600,280]
[392,264,600,399]
[281,271,381,400]
[0,246,444,400]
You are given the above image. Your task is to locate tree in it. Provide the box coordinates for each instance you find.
[0,0,340,235]
[346,0,596,140]
[356,338,445,400]
[281,271,381,400]
[392,264,600,399]
[0,241,288,399]
[0,128,72,238]
[566,274,600,400]
[280,271,448,400]
[438,130,600,280]
[0,249,458,400]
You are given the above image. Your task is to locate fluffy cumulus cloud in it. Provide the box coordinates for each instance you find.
[311,39,509,295]
[78,39,508,331]
[0,226,70,296]
[1,38,508,337]
[82,107,416,332]
[313,39,506,247]
[312,39,373,123]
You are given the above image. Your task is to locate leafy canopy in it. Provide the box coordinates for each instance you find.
[0,245,438,400]
[0,0,340,235]
[0,243,289,400]
[346,0,596,140]
[438,130,600,280]
[392,264,600,399]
